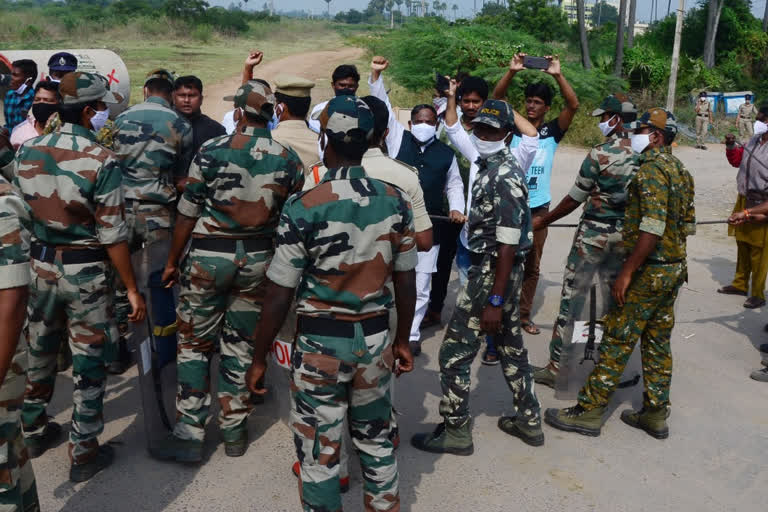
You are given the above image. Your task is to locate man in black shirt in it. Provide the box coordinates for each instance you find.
[173,75,226,154]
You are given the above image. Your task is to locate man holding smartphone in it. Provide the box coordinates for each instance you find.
[485,53,579,359]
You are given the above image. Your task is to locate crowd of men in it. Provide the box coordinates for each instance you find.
[0,48,765,512]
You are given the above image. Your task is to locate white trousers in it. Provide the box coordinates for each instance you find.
[410,245,440,342]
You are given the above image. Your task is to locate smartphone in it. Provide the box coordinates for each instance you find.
[435,72,450,92]
[523,56,550,70]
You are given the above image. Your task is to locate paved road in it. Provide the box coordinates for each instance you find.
[33,136,766,510]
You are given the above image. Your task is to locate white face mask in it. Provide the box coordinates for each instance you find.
[48,78,60,84]
[411,123,436,144]
[754,120,768,137]
[630,133,651,154]
[598,115,618,137]
[470,133,507,158]
[90,108,110,132]
[16,82,28,95]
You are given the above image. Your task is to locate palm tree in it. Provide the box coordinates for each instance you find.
[614,0,627,76]
[577,0,592,69]
[452,3,458,20]
[323,0,331,18]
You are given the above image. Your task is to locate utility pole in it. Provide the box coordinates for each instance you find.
[763,0,768,32]
[666,0,685,112]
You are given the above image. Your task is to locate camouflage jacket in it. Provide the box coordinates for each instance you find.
[0,176,30,290]
[13,122,128,247]
[267,166,418,320]
[113,96,193,203]
[568,132,641,222]
[623,146,696,263]
[467,147,532,259]
[178,126,304,239]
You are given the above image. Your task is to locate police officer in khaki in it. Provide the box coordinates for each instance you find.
[695,91,713,150]
[270,75,318,174]
[738,94,758,143]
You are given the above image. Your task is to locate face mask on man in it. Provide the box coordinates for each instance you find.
[334,88,356,97]
[630,133,651,154]
[32,103,58,126]
[470,133,507,158]
[89,108,110,132]
[16,81,29,95]
[754,120,768,137]
[598,115,618,137]
[411,123,436,144]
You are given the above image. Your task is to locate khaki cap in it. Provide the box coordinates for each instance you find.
[274,75,315,98]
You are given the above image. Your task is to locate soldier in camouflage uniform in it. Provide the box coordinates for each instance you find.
[14,72,146,482]
[109,68,194,374]
[156,81,304,462]
[545,108,695,440]
[532,94,640,387]
[245,95,417,512]
[412,99,544,454]
[0,175,40,512]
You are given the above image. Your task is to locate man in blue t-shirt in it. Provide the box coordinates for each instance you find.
[483,54,579,364]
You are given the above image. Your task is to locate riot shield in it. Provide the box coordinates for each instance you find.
[131,240,179,453]
[555,284,641,401]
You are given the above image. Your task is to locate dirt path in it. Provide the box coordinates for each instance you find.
[202,47,365,124]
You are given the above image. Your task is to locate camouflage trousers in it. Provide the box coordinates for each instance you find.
[549,220,625,367]
[23,256,115,463]
[439,255,540,429]
[291,316,398,512]
[0,337,39,512]
[173,242,269,442]
[114,202,172,345]
[578,262,686,410]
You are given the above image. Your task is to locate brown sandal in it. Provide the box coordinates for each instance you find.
[717,285,747,296]
[521,321,541,335]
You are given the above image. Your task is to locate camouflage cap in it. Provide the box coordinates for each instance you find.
[471,99,516,131]
[226,80,276,122]
[47,52,78,72]
[274,75,315,98]
[59,72,123,105]
[311,95,374,143]
[625,107,667,131]
[144,68,176,87]
[592,93,637,116]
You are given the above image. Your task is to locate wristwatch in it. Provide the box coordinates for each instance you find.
[488,294,504,307]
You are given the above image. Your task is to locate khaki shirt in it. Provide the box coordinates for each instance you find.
[271,119,320,175]
[738,103,757,120]
[306,147,432,233]
[696,99,712,116]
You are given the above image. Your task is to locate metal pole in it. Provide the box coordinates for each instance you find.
[666,0,685,112]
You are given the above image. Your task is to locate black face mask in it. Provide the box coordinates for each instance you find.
[32,103,58,126]
[334,88,356,97]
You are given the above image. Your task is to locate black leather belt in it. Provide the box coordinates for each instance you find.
[190,238,273,253]
[31,243,107,265]
[697,114,709,117]
[583,215,620,225]
[646,258,683,265]
[297,314,389,338]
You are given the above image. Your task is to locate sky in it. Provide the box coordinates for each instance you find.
[217,0,767,22]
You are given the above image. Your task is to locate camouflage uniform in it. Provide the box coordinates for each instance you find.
[549,130,640,367]
[578,144,695,411]
[172,82,304,443]
[268,96,417,512]
[0,177,40,512]
[112,85,193,344]
[14,72,127,464]
[439,141,540,429]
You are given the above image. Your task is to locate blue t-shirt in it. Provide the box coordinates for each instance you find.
[511,119,566,208]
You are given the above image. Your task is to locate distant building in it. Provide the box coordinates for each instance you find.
[561,0,594,28]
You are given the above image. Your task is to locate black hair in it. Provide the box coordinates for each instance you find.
[758,104,768,118]
[455,71,470,83]
[59,100,99,124]
[525,82,554,106]
[457,76,488,101]
[12,59,37,84]
[331,64,360,84]
[411,104,437,121]
[244,106,274,125]
[361,95,389,146]
[275,92,311,119]
[620,112,637,124]
[663,129,677,146]
[174,75,203,94]
[34,80,60,98]
[145,78,173,96]
[327,136,367,161]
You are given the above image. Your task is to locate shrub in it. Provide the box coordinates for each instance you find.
[192,23,213,43]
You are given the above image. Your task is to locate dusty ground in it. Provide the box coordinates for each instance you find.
[30,49,766,511]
